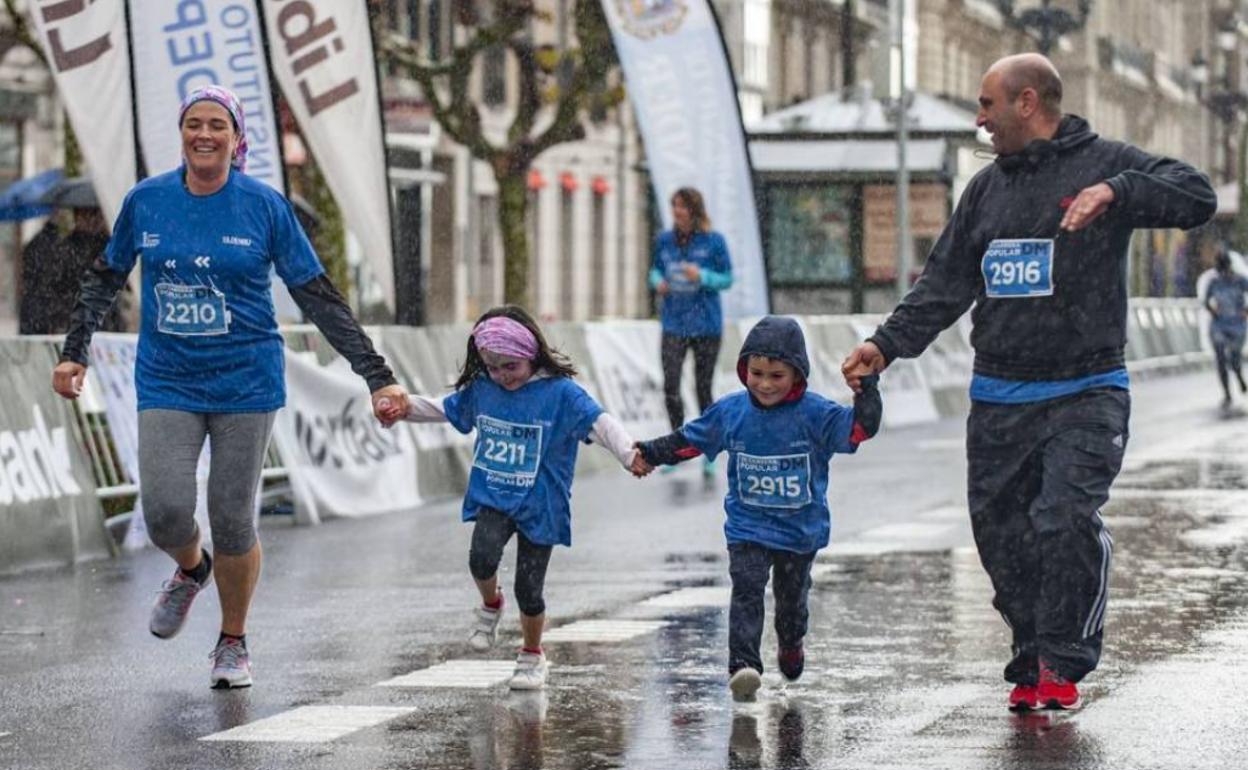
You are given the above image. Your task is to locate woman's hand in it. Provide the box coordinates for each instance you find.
[52,361,87,400]
[656,279,670,296]
[371,384,409,428]
[682,263,701,283]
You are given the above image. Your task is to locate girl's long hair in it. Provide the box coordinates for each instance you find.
[672,187,711,233]
[453,304,577,390]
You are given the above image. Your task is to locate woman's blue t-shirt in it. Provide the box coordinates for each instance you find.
[651,230,731,338]
[442,375,604,546]
[680,391,857,553]
[105,168,323,413]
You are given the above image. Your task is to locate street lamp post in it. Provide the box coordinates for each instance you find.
[994,0,1093,56]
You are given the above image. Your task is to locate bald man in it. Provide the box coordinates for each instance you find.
[842,53,1216,711]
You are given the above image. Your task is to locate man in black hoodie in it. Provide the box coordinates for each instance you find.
[842,53,1216,711]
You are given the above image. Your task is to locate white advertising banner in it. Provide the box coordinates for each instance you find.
[129,0,285,190]
[848,320,940,427]
[271,352,420,522]
[601,0,768,318]
[29,0,136,225]
[583,321,676,440]
[262,0,395,309]
[89,334,212,550]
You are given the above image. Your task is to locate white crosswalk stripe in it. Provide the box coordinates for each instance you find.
[377,660,517,689]
[639,586,730,608]
[199,706,414,743]
[542,619,667,643]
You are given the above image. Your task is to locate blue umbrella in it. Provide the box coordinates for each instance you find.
[0,168,65,221]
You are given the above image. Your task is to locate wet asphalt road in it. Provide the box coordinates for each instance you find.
[2,371,1248,769]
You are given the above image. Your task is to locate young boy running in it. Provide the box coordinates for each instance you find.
[636,316,882,701]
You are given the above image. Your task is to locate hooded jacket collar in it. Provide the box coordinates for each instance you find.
[994,114,1098,172]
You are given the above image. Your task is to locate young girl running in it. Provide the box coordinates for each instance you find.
[404,305,647,689]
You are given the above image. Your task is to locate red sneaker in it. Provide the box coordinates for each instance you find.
[1037,662,1082,710]
[1008,684,1039,712]
[777,646,805,682]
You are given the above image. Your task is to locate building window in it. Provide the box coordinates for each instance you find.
[591,192,607,316]
[478,195,498,308]
[484,45,507,107]
[527,189,541,311]
[765,185,854,285]
[427,0,443,60]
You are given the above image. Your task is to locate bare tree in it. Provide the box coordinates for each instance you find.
[380,0,622,306]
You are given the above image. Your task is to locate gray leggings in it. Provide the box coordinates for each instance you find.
[138,409,276,555]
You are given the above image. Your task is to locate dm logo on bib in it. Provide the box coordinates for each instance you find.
[616,0,687,39]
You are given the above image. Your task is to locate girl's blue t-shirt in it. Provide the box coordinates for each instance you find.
[651,230,731,337]
[442,375,604,546]
[680,391,857,553]
[105,168,323,413]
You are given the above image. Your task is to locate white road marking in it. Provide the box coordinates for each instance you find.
[542,619,667,643]
[199,706,413,743]
[639,586,731,608]
[918,505,969,521]
[377,659,517,689]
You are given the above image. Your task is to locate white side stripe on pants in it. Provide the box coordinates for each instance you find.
[1083,513,1114,639]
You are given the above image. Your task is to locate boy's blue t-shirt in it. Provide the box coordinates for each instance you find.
[651,230,731,337]
[442,375,604,546]
[680,391,857,553]
[105,168,323,412]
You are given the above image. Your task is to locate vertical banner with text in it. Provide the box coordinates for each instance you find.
[262,0,395,311]
[29,0,136,225]
[129,0,285,191]
[600,0,768,319]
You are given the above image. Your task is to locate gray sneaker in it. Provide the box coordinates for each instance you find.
[468,596,504,651]
[729,667,762,701]
[209,638,252,689]
[149,567,210,639]
[508,650,549,690]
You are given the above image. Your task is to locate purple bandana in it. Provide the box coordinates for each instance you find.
[178,85,248,171]
[472,317,539,361]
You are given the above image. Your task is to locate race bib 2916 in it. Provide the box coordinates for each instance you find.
[981,239,1054,298]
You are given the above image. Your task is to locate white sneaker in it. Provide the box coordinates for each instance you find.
[509,650,549,690]
[729,667,762,701]
[468,596,504,651]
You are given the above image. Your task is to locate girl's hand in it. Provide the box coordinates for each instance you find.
[371,385,409,427]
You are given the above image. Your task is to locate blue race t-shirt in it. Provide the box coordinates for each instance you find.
[651,230,731,337]
[680,391,857,553]
[1207,273,1248,333]
[442,375,604,546]
[105,168,323,412]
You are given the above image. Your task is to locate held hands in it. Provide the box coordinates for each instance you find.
[52,361,87,400]
[841,341,887,394]
[629,444,654,478]
[1059,182,1115,233]
[371,384,410,428]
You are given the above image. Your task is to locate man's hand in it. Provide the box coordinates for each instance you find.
[841,341,887,394]
[52,361,87,400]
[1060,182,1115,233]
[371,384,409,428]
[656,279,670,296]
[682,263,701,283]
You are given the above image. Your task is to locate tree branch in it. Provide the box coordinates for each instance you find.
[2,0,48,65]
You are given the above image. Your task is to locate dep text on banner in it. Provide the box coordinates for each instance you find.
[29,0,136,225]
[129,0,285,190]
[600,0,768,319]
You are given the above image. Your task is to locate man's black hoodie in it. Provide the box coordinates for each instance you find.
[870,115,1216,381]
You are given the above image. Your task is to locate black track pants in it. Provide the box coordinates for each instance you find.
[660,333,721,430]
[966,387,1129,684]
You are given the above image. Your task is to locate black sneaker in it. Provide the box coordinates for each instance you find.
[777,645,805,681]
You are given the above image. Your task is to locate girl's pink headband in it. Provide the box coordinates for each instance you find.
[472,316,539,361]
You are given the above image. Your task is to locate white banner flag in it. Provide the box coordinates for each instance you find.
[271,352,420,521]
[129,0,285,191]
[601,0,768,318]
[262,0,395,310]
[29,0,136,225]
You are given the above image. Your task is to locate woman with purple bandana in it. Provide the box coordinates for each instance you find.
[404,305,649,689]
[52,85,409,690]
